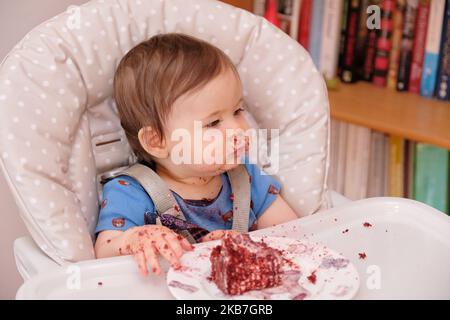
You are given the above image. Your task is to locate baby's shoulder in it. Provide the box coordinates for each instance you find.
[102,175,154,206]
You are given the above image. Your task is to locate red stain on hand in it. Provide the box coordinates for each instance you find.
[359,252,367,260]
[307,271,317,284]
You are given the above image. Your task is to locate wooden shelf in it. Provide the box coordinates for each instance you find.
[328,82,450,150]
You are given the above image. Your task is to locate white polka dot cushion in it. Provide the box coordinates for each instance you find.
[0,0,330,263]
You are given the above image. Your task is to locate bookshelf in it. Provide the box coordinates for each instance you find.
[220,0,450,151]
[329,82,450,150]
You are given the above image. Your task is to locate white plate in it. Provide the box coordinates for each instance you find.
[167,235,360,300]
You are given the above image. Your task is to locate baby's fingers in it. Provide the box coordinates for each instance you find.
[177,235,195,251]
[156,240,182,270]
[144,245,161,276]
[134,251,148,276]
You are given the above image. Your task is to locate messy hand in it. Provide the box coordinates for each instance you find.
[200,229,239,243]
[120,225,194,276]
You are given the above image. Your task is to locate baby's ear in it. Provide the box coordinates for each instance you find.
[138,126,168,159]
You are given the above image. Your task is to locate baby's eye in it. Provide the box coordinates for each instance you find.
[205,119,221,128]
[234,108,245,116]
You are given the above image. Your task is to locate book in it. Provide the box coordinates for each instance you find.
[328,119,340,192]
[336,120,349,195]
[341,0,362,83]
[343,123,371,200]
[367,131,389,197]
[309,0,326,68]
[409,0,431,93]
[320,0,344,80]
[404,140,416,198]
[435,0,450,100]
[413,143,449,213]
[253,0,267,16]
[338,0,350,76]
[421,0,446,97]
[298,0,312,49]
[355,0,370,80]
[277,0,302,39]
[388,136,405,197]
[373,0,397,87]
[397,0,419,91]
[363,0,382,81]
[265,0,282,28]
[388,0,407,89]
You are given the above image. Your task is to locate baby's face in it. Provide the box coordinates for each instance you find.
[163,67,250,177]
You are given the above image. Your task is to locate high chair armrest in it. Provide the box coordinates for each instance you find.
[14,236,59,281]
[328,190,352,208]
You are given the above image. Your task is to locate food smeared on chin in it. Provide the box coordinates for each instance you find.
[208,233,286,295]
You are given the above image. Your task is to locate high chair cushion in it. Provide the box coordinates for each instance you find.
[0,0,330,263]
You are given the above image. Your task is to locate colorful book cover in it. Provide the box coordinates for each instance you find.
[341,0,362,83]
[397,0,419,91]
[388,0,407,89]
[309,0,326,68]
[388,136,405,197]
[409,0,431,93]
[338,0,350,76]
[355,0,370,80]
[413,143,449,214]
[298,0,313,50]
[420,0,446,97]
[363,0,382,81]
[320,0,344,80]
[373,0,397,87]
[435,0,450,100]
[403,140,416,199]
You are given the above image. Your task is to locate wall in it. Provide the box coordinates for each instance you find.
[0,0,88,300]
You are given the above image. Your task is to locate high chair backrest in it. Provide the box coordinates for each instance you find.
[0,0,331,264]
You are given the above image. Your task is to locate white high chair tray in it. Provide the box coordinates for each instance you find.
[16,197,450,300]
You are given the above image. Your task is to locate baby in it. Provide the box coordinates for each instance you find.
[94,33,298,276]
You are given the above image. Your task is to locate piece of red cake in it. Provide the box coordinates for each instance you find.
[209,233,284,295]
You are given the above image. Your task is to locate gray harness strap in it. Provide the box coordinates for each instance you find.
[116,163,251,243]
[228,165,251,234]
[118,164,196,244]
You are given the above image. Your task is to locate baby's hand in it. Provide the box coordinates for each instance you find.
[120,225,194,276]
[200,230,239,243]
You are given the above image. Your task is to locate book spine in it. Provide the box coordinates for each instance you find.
[436,0,450,100]
[341,0,362,83]
[320,0,344,79]
[388,0,407,89]
[289,0,302,40]
[396,0,419,91]
[355,0,370,79]
[420,0,446,97]
[309,0,326,68]
[253,0,267,16]
[373,0,396,87]
[338,0,350,76]
[413,143,449,213]
[408,0,431,93]
[388,136,405,198]
[363,0,382,81]
[298,0,313,50]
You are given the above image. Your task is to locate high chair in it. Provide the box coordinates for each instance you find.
[5,0,449,300]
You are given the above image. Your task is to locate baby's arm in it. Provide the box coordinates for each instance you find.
[256,195,298,229]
